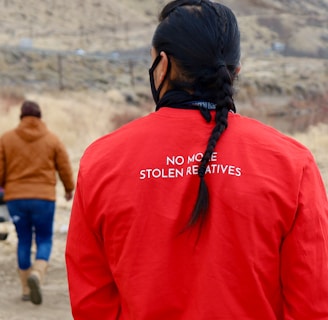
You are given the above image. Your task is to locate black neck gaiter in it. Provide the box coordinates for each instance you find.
[155,90,217,122]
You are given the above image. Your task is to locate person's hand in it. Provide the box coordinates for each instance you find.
[65,191,73,201]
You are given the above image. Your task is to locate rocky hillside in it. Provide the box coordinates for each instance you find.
[0,0,327,56]
[0,0,327,133]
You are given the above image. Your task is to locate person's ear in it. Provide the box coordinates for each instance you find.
[235,62,242,75]
[158,51,169,82]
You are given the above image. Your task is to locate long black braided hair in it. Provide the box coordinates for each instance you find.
[152,0,241,229]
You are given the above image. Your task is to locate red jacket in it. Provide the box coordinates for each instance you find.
[66,108,328,319]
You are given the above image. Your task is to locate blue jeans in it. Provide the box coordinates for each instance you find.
[7,199,55,270]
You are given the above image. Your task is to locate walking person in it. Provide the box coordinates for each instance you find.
[66,1,328,319]
[0,100,75,305]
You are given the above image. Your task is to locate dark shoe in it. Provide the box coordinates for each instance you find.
[0,232,8,240]
[21,294,31,301]
[0,217,8,241]
[27,274,42,305]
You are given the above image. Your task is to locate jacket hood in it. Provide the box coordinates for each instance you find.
[15,116,48,142]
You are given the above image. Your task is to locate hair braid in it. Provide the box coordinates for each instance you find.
[188,67,234,229]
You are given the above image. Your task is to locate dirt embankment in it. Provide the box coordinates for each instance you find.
[0,0,327,132]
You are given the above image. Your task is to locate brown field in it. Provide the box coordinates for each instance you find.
[1,89,327,190]
[0,89,327,320]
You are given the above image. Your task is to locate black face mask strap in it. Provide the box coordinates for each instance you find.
[149,54,171,106]
[149,55,162,104]
[149,55,162,74]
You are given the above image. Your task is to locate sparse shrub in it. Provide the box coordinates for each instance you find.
[111,109,143,130]
[0,86,25,101]
[0,87,25,113]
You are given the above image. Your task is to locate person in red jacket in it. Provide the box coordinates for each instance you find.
[66,0,328,319]
[0,100,75,305]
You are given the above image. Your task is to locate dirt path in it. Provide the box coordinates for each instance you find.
[0,207,73,320]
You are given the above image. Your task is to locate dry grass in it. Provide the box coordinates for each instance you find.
[291,123,328,191]
[1,89,327,198]
[0,87,25,113]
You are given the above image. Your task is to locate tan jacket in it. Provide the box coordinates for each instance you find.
[0,116,74,201]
